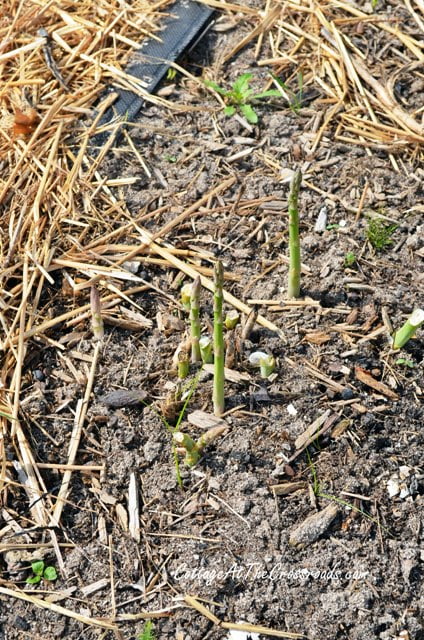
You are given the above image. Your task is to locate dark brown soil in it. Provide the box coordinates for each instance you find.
[1,2,423,640]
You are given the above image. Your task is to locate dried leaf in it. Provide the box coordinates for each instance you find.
[303,331,332,345]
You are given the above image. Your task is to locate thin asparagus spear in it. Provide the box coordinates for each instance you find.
[190,276,201,363]
[213,261,225,416]
[287,169,302,299]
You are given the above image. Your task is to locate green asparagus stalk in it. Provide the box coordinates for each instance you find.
[190,276,201,363]
[392,309,424,350]
[287,169,302,299]
[213,260,225,416]
[90,286,104,341]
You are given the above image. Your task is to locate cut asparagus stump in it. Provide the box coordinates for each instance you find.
[199,336,213,364]
[392,309,424,350]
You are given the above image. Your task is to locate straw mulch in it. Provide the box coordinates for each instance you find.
[0,0,423,634]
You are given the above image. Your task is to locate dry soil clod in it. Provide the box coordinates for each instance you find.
[289,502,340,548]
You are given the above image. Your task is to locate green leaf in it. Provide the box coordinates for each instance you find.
[43,566,58,581]
[252,89,281,100]
[232,73,253,96]
[395,358,415,368]
[138,620,155,640]
[204,80,229,96]
[223,105,236,117]
[240,103,258,124]
[31,560,45,576]
[26,575,41,584]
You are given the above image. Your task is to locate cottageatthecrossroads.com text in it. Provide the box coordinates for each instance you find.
[173,562,369,586]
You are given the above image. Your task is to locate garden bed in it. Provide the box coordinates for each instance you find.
[0,1,423,639]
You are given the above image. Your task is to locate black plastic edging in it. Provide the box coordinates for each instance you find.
[91,0,215,150]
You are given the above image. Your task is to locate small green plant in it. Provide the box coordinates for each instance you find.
[344,251,357,267]
[205,72,280,124]
[138,620,155,640]
[366,217,397,251]
[164,154,177,163]
[26,560,57,584]
[166,67,177,81]
[271,72,304,114]
[287,169,302,298]
[392,309,424,350]
[395,358,415,368]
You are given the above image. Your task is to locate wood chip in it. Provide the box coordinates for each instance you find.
[128,472,140,543]
[271,482,306,496]
[295,410,332,450]
[187,410,227,430]
[354,367,399,400]
[202,364,251,383]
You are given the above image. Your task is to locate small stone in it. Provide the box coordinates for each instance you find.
[341,388,354,400]
[14,617,30,631]
[314,206,327,232]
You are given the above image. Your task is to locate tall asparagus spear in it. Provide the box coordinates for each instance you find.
[213,261,225,416]
[190,276,201,363]
[287,169,302,299]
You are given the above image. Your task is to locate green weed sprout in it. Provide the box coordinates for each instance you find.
[199,336,213,364]
[138,620,155,640]
[190,276,201,363]
[213,261,225,416]
[173,425,227,467]
[26,560,57,584]
[249,351,275,378]
[287,169,302,298]
[90,286,104,341]
[366,216,397,251]
[205,72,280,124]
[392,309,424,350]
[344,251,357,267]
